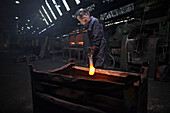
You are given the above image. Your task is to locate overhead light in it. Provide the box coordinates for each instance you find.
[62,0,70,11]
[75,0,80,5]
[27,27,30,29]
[131,18,135,20]
[27,19,30,22]
[37,27,39,29]
[39,28,47,34]
[45,0,57,20]
[124,20,128,22]
[31,26,33,28]
[15,16,18,20]
[15,1,20,4]
[42,5,52,23]
[26,23,28,25]
[51,23,55,26]
[114,21,121,24]
[52,0,63,16]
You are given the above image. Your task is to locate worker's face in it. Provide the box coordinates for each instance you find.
[77,14,90,25]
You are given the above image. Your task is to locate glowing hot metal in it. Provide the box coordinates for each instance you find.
[89,55,95,75]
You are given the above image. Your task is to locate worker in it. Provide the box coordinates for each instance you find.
[74,8,106,69]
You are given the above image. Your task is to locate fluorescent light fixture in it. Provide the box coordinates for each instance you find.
[27,27,30,29]
[51,23,55,26]
[39,28,47,34]
[42,28,47,32]
[114,22,120,24]
[39,9,49,25]
[52,0,63,16]
[124,20,128,22]
[45,0,57,20]
[42,5,52,23]
[15,1,20,4]
[75,0,80,5]
[62,0,70,11]
[15,16,18,20]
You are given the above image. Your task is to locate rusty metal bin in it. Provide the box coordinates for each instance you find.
[29,62,148,113]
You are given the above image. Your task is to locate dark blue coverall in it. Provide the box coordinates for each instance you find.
[87,16,106,68]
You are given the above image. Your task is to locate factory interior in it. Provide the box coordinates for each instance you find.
[0,0,170,113]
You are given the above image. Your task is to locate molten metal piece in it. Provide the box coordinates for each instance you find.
[89,55,95,75]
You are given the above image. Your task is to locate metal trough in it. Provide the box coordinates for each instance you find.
[29,62,148,113]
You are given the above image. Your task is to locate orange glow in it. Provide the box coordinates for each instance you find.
[70,42,75,45]
[89,57,95,75]
[78,42,83,45]
[89,64,95,75]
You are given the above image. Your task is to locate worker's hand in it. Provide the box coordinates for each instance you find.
[88,50,94,57]
[88,46,98,57]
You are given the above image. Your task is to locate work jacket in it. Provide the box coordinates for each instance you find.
[87,16,106,68]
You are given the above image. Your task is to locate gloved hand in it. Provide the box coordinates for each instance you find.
[88,46,98,57]
[88,49,95,57]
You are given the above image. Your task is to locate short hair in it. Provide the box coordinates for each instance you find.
[73,8,89,18]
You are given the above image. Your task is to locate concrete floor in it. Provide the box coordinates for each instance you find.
[0,50,170,113]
